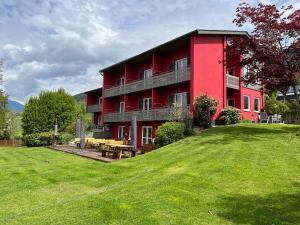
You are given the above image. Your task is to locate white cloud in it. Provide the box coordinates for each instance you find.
[0,0,299,103]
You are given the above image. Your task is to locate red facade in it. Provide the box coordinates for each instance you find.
[86,30,264,147]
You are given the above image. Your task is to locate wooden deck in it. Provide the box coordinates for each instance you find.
[48,145,118,163]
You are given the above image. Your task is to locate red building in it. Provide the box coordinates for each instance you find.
[86,30,264,147]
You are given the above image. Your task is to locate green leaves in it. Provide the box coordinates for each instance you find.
[22,89,77,135]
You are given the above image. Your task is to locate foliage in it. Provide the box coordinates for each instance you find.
[66,112,93,135]
[169,103,194,136]
[155,122,185,148]
[226,3,300,100]
[264,93,290,114]
[284,101,300,124]
[0,124,299,224]
[0,89,10,140]
[60,132,74,145]
[240,119,252,123]
[22,89,77,135]
[23,131,55,147]
[194,94,218,128]
[218,107,241,125]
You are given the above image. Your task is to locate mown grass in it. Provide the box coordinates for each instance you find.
[0,124,299,225]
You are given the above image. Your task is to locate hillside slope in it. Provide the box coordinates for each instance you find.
[0,124,299,225]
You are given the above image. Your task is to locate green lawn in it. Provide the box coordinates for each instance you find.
[0,124,299,225]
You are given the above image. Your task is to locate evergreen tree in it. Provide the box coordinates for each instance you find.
[22,89,77,135]
[0,89,9,139]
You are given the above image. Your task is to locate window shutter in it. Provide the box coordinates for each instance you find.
[168,95,174,106]
[169,62,175,71]
[138,98,143,110]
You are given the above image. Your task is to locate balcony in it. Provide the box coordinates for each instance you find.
[226,74,240,90]
[105,68,190,98]
[104,108,174,122]
[87,104,102,113]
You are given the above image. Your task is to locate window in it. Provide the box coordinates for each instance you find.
[118,126,126,139]
[175,58,187,71]
[227,98,235,107]
[243,66,249,79]
[143,69,152,79]
[119,101,125,113]
[97,97,102,105]
[243,95,250,111]
[254,97,260,112]
[142,126,152,145]
[172,92,190,106]
[119,77,125,86]
[143,98,152,110]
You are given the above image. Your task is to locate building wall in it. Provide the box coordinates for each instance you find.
[191,35,226,119]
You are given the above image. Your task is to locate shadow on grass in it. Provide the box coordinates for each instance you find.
[216,184,300,225]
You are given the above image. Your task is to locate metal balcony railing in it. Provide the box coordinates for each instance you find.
[87,104,102,113]
[104,108,174,122]
[226,74,240,90]
[104,68,190,97]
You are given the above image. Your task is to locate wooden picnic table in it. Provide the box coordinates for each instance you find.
[104,144,134,159]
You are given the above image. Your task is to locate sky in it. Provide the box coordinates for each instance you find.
[0,0,299,104]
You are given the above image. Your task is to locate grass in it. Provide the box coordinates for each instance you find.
[0,124,299,225]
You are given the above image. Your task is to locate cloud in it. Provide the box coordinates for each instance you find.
[0,0,299,103]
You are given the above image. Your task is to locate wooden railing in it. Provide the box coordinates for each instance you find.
[87,104,102,113]
[226,74,240,90]
[105,68,190,97]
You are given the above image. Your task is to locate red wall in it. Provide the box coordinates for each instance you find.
[191,35,226,119]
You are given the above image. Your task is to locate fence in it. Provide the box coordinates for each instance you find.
[0,139,23,147]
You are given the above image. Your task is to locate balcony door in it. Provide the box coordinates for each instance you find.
[118,126,126,139]
[143,98,152,111]
[118,101,125,113]
[175,58,187,78]
[143,69,152,80]
[142,126,152,145]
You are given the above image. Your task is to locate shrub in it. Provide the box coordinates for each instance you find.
[194,94,218,128]
[60,132,74,145]
[264,93,290,114]
[23,132,55,147]
[218,107,241,125]
[155,122,185,148]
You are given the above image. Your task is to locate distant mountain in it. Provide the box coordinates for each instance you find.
[73,93,86,102]
[7,100,24,113]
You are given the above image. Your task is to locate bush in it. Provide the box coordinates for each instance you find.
[217,107,241,125]
[23,132,55,147]
[194,94,218,128]
[155,122,185,148]
[60,132,74,145]
[264,93,290,114]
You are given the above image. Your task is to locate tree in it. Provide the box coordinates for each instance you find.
[194,94,218,128]
[22,89,77,135]
[226,3,300,101]
[0,89,10,140]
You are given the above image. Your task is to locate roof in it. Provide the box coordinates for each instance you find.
[100,29,250,73]
[84,87,102,94]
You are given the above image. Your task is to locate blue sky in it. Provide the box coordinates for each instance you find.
[0,0,299,103]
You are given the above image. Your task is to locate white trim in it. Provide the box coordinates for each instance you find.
[143,97,152,110]
[143,69,152,79]
[119,101,125,113]
[142,126,152,145]
[243,95,250,111]
[254,97,260,112]
[120,77,125,86]
[118,126,126,139]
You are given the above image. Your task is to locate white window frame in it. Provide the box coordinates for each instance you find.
[175,93,183,105]
[227,98,236,107]
[142,126,152,145]
[118,126,126,139]
[119,101,125,113]
[243,95,250,111]
[143,97,152,111]
[175,58,187,71]
[120,77,125,86]
[254,97,260,112]
[143,69,152,79]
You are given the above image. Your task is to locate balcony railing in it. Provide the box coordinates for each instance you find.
[87,104,102,113]
[105,68,190,97]
[104,108,174,122]
[226,74,240,90]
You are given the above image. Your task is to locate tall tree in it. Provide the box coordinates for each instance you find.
[0,89,9,139]
[226,3,300,101]
[22,89,77,135]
